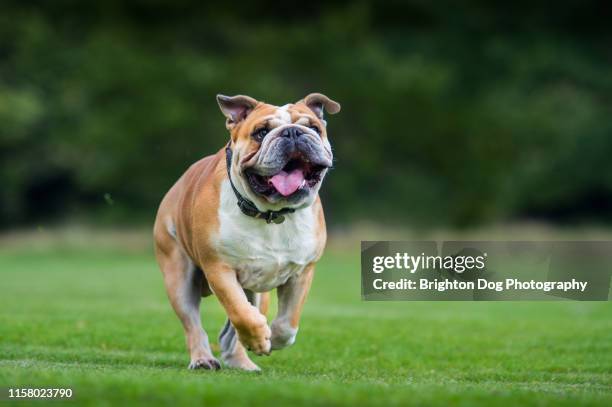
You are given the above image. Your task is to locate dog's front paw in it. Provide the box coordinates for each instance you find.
[237,310,271,356]
[188,356,221,370]
[271,319,298,350]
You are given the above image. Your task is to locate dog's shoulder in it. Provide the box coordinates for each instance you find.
[157,148,226,260]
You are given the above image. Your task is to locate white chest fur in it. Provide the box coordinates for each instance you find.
[213,181,320,292]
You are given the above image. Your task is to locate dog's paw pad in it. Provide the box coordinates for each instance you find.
[188,357,221,370]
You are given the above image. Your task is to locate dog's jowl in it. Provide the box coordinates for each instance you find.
[153,93,340,371]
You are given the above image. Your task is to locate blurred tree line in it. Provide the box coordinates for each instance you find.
[1,0,611,228]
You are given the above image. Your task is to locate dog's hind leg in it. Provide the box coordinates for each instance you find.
[154,223,220,370]
[259,291,270,317]
[219,289,261,371]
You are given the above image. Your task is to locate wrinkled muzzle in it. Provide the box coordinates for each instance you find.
[242,126,332,200]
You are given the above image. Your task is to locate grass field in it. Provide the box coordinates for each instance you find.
[0,232,611,406]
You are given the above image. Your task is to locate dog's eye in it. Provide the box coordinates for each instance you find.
[309,126,320,135]
[251,128,268,142]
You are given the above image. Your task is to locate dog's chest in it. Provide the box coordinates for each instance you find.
[214,182,319,292]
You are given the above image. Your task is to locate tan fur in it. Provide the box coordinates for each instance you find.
[154,93,339,371]
[259,292,270,316]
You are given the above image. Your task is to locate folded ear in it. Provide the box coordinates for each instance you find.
[301,93,341,120]
[216,94,258,129]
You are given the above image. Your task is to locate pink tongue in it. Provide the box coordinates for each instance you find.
[269,169,305,196]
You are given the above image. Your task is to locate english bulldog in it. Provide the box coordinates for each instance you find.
[153,93,340,371]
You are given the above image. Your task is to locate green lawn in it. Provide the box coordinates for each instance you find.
[0,239,611,406]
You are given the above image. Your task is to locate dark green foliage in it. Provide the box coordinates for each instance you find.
[1,1,612,227]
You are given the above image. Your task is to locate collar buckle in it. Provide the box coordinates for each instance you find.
[267,212,285,224]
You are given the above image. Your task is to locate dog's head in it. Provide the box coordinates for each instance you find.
[217,93,340,211]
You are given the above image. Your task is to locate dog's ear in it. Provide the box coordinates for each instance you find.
[216,94,258,129]
[301,93,341,122]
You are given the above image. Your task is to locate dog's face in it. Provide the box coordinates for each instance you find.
[217,93,340,211]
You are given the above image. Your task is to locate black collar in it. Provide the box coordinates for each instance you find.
[225,143,295,224]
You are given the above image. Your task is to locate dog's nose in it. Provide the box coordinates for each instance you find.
[280,127,303,139]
